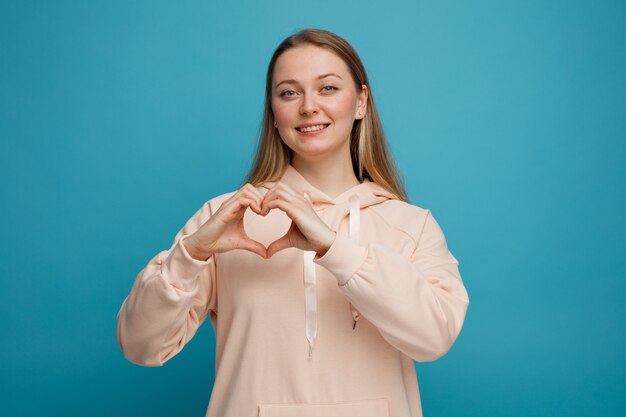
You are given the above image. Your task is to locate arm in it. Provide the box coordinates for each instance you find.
[313,210,469,362]
[116,202,217,367]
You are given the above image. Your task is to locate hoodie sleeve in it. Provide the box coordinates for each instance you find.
[116,202,217,367]
[313,209,469,362]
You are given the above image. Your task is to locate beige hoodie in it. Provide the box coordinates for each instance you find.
[117,164,470,417]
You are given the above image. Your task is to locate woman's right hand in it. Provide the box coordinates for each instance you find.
[183,184,267,260]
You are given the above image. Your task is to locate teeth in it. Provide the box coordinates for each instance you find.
[298,124,328,132]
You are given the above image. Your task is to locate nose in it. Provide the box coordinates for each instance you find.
[299,92,319,115]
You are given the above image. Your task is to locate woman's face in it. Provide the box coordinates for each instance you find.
[271,44,368,163]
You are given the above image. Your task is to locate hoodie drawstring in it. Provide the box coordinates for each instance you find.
[303,193,361,360]
[303,250,316,359]
[348,194,362,330]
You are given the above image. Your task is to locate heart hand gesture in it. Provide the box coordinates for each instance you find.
[260,181,336,258]
[184,182,336,261]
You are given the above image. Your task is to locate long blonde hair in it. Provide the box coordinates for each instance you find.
[243,28,409,202]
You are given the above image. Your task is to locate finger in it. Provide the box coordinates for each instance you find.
[225,184,263,214]
[243,183,265,201]
[260,185,281,215]
[243,197,263,215]
[266,234,292,258]
[261,182,294,208]
[241,184,265,213]
[222,197,260,221]
[262,188,297,216]
[238,187,264,214]
[263,198,292,216]
[234,197,259,214]
[238,237,268,259]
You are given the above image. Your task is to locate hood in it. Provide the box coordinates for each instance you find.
[260,164,397,359]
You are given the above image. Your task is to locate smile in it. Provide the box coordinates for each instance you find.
[296,124,330,133]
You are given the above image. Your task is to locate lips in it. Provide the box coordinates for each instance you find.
[295,123,330,133]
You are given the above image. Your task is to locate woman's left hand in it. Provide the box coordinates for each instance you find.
[260,181,336,258]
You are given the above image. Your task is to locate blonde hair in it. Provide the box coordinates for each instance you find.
[243,28,409,202]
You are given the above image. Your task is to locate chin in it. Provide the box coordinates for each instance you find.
[293,145,344,162]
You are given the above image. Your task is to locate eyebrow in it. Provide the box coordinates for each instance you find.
[275,73,343,89]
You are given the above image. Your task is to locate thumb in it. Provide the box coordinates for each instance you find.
[238,237,268,259]
[266,233,293,258]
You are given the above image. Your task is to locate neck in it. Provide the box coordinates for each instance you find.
[291,152,361,199]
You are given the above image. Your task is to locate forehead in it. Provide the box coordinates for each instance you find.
[272,44,352,85]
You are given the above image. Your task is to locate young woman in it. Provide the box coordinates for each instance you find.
[117,28,470,417]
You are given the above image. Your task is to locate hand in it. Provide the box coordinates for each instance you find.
[261,181,337,258]
[185,184,268,260]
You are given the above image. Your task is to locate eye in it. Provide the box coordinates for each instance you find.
[280,90,296,97]
[322,86,337,93]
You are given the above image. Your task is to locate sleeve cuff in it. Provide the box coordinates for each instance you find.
[313,232,368,286]
[161,235,213,292]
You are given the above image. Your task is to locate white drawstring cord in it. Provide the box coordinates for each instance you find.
[302,193,362,359]
[349,194,362,329]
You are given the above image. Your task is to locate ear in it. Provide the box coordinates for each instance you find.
[355,84,368,120]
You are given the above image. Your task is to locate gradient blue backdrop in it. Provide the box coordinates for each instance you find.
[1,1,624,416]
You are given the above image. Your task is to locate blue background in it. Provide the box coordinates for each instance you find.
[1,1,624,416]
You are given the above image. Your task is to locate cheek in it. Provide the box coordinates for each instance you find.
[271,103,294,142]
[326,95,357,120]
[272,101,292,123]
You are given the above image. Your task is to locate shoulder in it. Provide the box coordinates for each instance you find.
[368,199,434,243]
